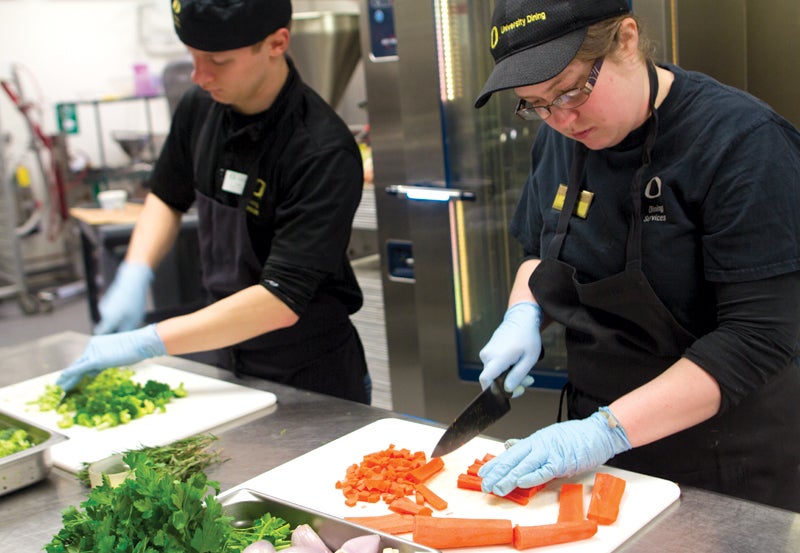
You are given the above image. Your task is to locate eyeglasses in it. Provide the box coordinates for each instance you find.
[515,57,605,121]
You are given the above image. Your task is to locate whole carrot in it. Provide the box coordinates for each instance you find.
[413,516,513,549]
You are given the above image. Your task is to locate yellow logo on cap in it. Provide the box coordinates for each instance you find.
[490,26,499,49]
[497,11,547,37]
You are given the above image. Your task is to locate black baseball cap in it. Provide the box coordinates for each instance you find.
[475,0,630,108]
[172,0,293,52]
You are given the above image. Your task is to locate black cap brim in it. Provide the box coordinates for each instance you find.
[475,28,587,108]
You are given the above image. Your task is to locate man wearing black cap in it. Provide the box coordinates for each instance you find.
[56,0,371,404]
[473,0,800,511]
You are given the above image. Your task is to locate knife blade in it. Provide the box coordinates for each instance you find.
[431,370,513,458]
[56,388,77,408]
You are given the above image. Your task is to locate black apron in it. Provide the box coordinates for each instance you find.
[530,62,800,510]
[191,105,369,404]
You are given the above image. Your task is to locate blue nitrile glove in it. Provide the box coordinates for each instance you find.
[94,261,154,334]
[56,324,166,391]
[478,407,633,496]
[478,301,542,397]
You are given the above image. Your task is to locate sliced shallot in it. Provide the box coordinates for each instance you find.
[337,534,381,553]
[243,541,278,553]
[291,524,332,553]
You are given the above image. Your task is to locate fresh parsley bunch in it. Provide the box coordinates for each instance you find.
[46,450,293,553]
[45,451,230,553]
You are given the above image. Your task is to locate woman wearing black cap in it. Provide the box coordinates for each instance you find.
[55,0,371,404]
[474,0,800,512]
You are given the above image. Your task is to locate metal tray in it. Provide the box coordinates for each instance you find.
[0,408,68,496]
[218,488,440,553]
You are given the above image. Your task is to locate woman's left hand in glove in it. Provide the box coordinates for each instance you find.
[478,407,632,495]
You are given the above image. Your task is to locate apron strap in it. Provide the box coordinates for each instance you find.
[625,61,660,267]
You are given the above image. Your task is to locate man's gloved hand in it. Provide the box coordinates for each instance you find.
[479,301,542,397]
[94,261,154,334]
[56,324,166,391]
[478,407,633,496]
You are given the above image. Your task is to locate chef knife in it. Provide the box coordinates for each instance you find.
[56,386,79,407]
[431,370,513,458]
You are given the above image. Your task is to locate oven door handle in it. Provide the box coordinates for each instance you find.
[386,184,476,202]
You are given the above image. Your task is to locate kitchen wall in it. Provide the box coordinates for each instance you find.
[0,0,367,171]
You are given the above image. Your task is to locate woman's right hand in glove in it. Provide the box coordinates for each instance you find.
[478,301,542,397]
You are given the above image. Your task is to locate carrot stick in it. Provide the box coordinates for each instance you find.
[457,472,483,491]
[389,496,433,516]
[344,513,415,534]
[504,484,546,506]
[557,483,584,522]
[587,472,626,525]
[413,517,513,549]
[512,520,598,549]
[414,482,449,510]
[405,456,445,484]
[457,472,544,505]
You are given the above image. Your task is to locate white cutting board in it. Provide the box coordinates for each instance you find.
[0,364,277,472]
[224,418,679,553]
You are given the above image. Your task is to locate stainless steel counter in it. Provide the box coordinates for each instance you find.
[1,332,797,553]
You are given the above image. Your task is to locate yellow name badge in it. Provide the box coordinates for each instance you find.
[552,184,594,219]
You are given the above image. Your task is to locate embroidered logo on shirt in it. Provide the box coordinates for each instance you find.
[643,176,667,223]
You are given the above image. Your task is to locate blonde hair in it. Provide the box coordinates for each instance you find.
[574,14,655,63]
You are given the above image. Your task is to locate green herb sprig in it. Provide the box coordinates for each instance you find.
[75,433,227,486]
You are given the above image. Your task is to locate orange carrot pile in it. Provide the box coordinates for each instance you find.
[336,444,427,506]
[456,454,545,506]
[336,444,449,508]
[587,472,626,525]
[339,445,627,550]
[413,516,513,549]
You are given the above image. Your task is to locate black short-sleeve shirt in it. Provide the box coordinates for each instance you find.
[511,64,800,335]
[148,59,364,315]
[510,64,800,406]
